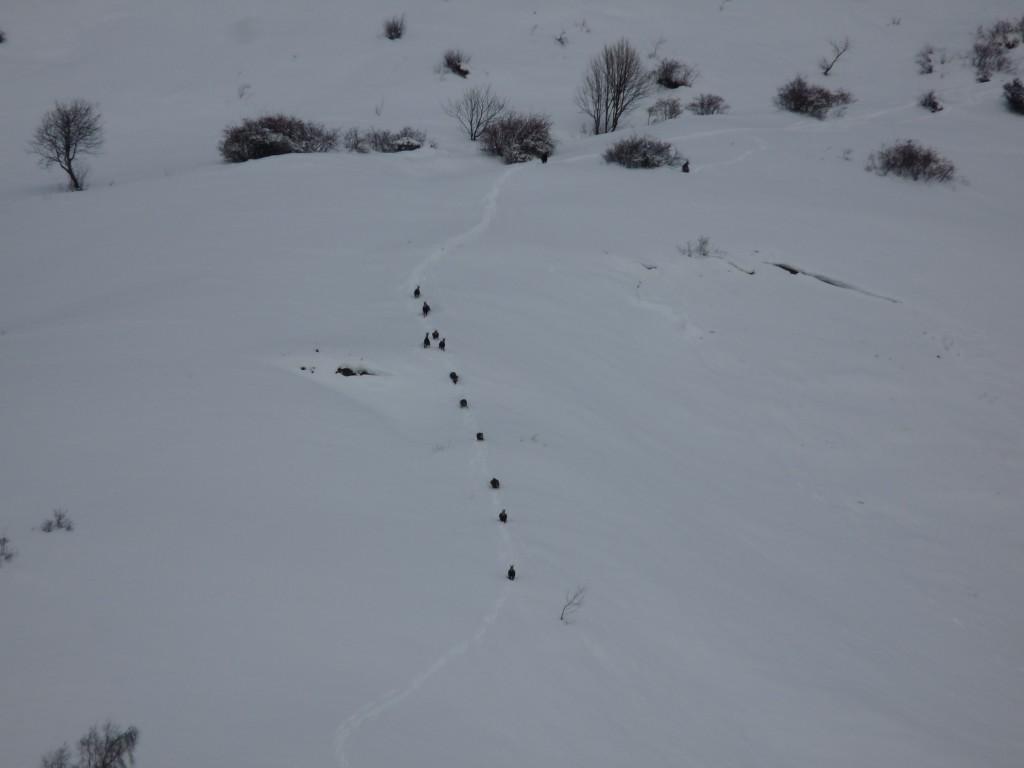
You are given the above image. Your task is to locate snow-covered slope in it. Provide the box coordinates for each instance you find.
[2,2,1022,767]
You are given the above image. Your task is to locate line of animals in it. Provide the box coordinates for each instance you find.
[414,284,515,582]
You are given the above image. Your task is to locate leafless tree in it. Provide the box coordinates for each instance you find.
[819,36,852,76]
[30,99,104,190]
[41,722,139,768]
[560,585,587,622]
[442,85,507,140]
[575,38,653,134]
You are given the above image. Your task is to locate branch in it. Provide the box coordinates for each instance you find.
[560,584,587,622]
[819,36,852,75]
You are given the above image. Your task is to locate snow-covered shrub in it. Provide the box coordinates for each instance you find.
[971,21,1019,81]
[866,139,956,183]
[603,135,682,169]
[441,49,470,78]
[218,114,339,162]
[1004,78,1024,114]
[647,97,682,124]
[655,58,699,88]
[686,93,729,115]
[369,127,426,152]
[774,75,854,119]
[479,111,554,163]
[344,127,427,153]
[919,90,943,112]
[383,14,405,40]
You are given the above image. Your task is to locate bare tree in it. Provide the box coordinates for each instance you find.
[30,99,104,190]
[41,722,139,768]
[560,584,587,622]
[819,36,852,76]
[442,85,507,140]
[575,38,653,134]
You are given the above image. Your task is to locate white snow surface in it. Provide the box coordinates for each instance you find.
[2,1,1023,767]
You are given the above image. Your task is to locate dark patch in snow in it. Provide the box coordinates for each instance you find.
[770,263,899,303]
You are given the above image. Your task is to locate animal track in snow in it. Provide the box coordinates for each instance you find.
[336,165,519,768]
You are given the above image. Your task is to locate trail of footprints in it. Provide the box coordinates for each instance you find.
[414,284,516,583]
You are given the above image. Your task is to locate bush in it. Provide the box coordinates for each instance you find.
[575,38,653,134]
[916,43,952,75]
[0,29,6,44]
[479,112,554,163]
[1004,78,1024,114]
[0,536,13,566]
[971,21,1019,81]
[442,84,506,140]
[441,49,470,78]
[342,127,369,153]
[655,58,699,88]
[603,135,682,169]
[41,722,138,768]
[916,44,936,74]
[370,127,425,152]
[383,14,405,40]
[344,127,426,153]
[866,139,956,183]
[40,509,74,532]
[647,97,682,124]
[774,75,854,119]
[219,114,338,162]
[679,236,712,258]
[919,90,943,112]
[686,93,729,115]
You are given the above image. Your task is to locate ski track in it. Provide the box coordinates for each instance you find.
[335,165,519,768]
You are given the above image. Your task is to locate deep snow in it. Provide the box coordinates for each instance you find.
[2,2,1023,767]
